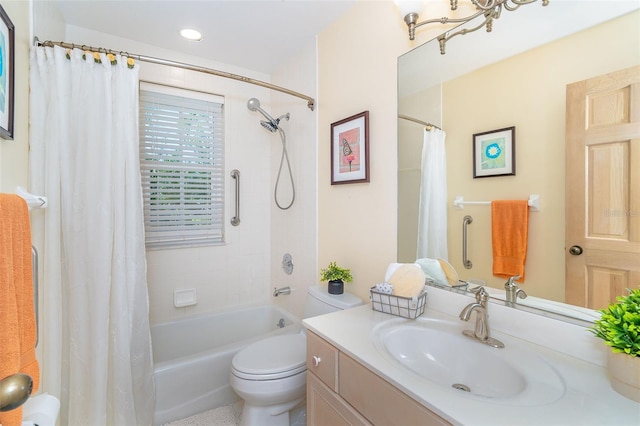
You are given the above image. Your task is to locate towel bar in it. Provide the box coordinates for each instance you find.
[453,194,540,212]
[16,186,47,209]
[32,246,38,347]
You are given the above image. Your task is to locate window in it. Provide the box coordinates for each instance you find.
[139,82,224,248]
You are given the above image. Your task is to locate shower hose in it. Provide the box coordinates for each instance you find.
[275,127,295,210]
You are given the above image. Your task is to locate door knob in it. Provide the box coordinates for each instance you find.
[569,245,583,255]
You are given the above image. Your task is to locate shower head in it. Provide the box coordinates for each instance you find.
[247,98,289,133]
[247,97,277,125]
[260,120,278,133]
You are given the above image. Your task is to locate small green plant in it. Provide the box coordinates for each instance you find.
[320,261,353,283]
[590,288,640,357]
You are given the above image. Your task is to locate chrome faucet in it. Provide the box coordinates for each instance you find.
[459,287,504,348]
[504,275,527,304]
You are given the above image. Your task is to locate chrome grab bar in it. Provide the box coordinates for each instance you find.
[32,245,38,346]
[230,169,240,226]
[462,215,473,269]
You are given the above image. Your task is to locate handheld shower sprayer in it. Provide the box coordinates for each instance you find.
[246,97,296,209]
[247,98,286,132]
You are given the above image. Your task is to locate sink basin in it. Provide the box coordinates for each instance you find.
[372,317,565,406]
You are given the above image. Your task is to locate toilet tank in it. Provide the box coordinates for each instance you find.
[303,285,363,318]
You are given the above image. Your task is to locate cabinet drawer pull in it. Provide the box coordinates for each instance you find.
[312,356,321,367]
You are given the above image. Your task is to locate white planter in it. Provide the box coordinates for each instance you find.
[607,351,640,403]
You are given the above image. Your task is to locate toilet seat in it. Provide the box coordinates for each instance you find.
[231,334,306,381]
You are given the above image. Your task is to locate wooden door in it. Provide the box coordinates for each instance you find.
[565,65,640,309]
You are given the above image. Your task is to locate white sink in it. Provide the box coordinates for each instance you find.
[372,317,565,406]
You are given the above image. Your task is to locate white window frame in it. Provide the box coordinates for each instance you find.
[139,82,225,248]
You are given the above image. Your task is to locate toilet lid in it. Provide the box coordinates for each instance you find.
[232,334,306,380]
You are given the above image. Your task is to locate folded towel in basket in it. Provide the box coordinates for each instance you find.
[373,282,393,294]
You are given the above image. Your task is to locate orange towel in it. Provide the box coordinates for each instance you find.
[0,194,40,426]
[491,200,529,282]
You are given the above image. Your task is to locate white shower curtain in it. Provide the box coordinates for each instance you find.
[417,128,448,260]
[29,46,155,425]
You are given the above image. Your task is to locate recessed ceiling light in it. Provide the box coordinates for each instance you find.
[180,28,203,41]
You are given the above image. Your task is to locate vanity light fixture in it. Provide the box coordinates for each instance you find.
[397,0,549,54]
[180,28,203,41]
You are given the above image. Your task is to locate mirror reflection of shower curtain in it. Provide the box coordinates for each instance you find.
[416,128,448,260]
[29,46,155,425]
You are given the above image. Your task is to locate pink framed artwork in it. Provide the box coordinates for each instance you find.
[330,111,369,184]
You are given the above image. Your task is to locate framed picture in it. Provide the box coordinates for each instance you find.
[473,126,515,178]
[0,5,14,140]
[331,111,369,184]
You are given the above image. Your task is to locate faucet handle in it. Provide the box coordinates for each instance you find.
[505,275,521,288]
[469,286,488,304]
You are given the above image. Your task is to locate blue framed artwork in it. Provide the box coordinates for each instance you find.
[473,126,515,178]
[0,4,14,140]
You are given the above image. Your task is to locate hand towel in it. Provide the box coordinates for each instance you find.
[491,200,529,282]
[0,195,40,426]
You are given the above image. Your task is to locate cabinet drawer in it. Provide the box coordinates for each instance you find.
[307,331,339,391]
[307,372,371,426]
[339,353,451,426]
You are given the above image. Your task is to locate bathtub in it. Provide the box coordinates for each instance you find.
[151,304,301,425]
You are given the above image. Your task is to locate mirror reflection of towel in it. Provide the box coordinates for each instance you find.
[491,200,529,282]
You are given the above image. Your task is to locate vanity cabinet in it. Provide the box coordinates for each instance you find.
[306,331,450,426]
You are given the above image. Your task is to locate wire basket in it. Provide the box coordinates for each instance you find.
[369,287,427,319]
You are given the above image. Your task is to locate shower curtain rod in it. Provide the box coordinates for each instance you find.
[34,37,316,111]
[398,114,442,131]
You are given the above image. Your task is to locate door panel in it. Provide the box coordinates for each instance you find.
[566,66,640,309]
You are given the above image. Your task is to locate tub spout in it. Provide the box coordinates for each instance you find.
[273,286,291,297]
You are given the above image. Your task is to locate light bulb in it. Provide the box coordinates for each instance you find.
[180,28,203,42]
[394,0,424,18]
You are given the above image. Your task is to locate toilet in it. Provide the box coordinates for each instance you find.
[230,285,363,426]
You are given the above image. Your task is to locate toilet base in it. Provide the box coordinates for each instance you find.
[239,396,304,426]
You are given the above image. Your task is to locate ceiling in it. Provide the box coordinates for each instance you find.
[399,0,640,98]
[47,0,356,74]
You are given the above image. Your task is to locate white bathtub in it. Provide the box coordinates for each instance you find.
[151,304,301,425]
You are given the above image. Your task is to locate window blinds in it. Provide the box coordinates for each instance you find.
[139,82,225,247]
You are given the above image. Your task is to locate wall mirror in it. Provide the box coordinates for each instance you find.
[398,1,639,324]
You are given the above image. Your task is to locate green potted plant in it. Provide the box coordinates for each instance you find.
[320,261,353,295]
[590,288,640,402]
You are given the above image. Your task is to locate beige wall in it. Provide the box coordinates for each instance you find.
[317,1,444,302]
[443,11,640,301]
[0,1,30,193]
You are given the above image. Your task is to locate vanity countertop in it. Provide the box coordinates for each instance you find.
[303,297,640,426]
